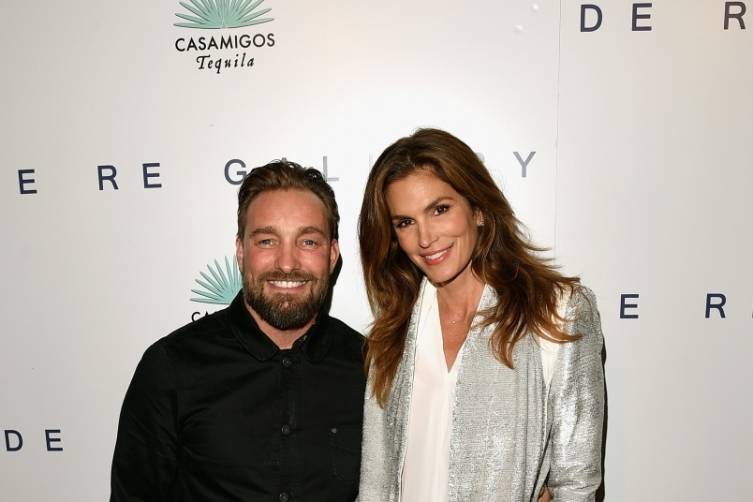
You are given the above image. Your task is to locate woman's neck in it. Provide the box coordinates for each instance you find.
[434,264,485,318]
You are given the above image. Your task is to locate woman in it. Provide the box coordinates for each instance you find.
[357,129,604,501]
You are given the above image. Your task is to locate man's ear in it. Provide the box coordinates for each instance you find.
[329,239,340,271]
[235,235,244,269]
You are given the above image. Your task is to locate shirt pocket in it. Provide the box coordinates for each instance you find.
[329,424,361,482]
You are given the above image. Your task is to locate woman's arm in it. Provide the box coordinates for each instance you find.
[547,286,605,501]
[539,485,552,502]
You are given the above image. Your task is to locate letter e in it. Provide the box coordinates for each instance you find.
[18,169,37,195]
[620,293,640,319]
[143,162,162,189]
[632,3,653,31]
[45,429,63,452]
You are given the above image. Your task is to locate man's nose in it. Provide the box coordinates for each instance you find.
[276,242,301,272]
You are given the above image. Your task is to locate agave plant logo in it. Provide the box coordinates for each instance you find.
[175,0,274,29]
[191,256,242,305]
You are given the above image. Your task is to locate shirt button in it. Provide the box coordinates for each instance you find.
[279,492,290,502]
[281,357,292,367]
[281,424,291,435]
[330,427,338,434]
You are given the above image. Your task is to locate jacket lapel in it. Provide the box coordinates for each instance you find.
[385,278,429,497]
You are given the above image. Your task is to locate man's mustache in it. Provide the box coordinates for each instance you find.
[259,271,317,283]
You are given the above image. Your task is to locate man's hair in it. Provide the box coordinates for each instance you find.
[237,160,340,240]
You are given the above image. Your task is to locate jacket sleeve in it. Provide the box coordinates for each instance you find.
[110,342,179,502]
[356,375,389,502]
[547,286,605,501]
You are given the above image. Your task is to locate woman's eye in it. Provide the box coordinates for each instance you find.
[434,204,450,215]
[395,219,412,229]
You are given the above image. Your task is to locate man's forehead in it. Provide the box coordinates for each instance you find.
[245,189,329,232]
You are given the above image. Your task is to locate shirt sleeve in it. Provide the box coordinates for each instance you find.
[547,286,605,501]
[111,342,179,502]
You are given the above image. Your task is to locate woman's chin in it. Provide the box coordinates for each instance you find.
[423,268,459,286]
[421,259,477,288]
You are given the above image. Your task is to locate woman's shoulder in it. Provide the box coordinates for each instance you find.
[564,283,600,319]
[530,283,597,338]
[562,283,603,349]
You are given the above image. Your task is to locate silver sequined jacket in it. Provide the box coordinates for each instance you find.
[358,282,605,502]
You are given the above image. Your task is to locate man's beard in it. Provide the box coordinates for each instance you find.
[242,270,329,330]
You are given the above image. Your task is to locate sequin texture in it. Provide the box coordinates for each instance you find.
[358,283,605,502]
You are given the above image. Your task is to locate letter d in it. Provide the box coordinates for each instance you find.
[4,430,23,451]
[581,4,603,32]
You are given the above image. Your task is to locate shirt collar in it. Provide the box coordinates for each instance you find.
[227,292,332,362]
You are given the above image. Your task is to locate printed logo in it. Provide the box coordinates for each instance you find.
[174,0,274,29]
[191,256,242,305]
[173,0,276,74]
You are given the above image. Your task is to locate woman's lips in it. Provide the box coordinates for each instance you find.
[421,245,451,266]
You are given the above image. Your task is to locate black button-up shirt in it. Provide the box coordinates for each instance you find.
[111,293,365,501]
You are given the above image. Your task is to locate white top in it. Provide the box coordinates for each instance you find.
[401,281,458,502]
[400,282,561,502]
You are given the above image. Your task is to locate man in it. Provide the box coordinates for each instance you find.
[111,161,365,501]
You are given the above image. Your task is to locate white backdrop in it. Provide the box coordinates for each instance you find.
[2,0,751,500]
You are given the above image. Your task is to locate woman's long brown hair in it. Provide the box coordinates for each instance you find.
[359,128,580,407]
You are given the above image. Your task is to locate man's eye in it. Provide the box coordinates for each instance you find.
[301,239,319,247]
[257,238,275,247]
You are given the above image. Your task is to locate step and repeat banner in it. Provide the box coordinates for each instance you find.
[2,1,751,500]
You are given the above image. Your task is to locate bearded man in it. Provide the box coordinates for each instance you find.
[111,161,365,502]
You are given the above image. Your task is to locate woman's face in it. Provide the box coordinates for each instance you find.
[385,170,481,285]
